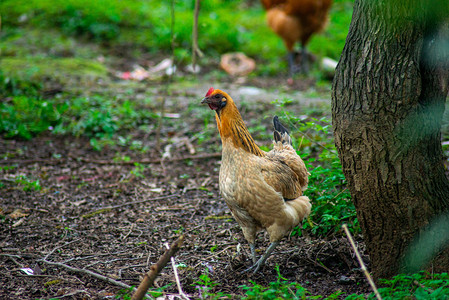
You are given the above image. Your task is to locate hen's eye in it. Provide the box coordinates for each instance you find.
[215,95,220,98]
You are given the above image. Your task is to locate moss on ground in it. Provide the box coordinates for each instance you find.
[1,57,108,86]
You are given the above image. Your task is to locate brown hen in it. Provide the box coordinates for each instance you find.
[261,0,332,75]
[201,87,311,273]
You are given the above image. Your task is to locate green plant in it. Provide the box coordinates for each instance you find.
[0,96,67,139]
[348,272,449,299]
[0,73,67,139]
[194,269,230,300]
[3,175,43,191]
[52,95,157,150]
[115,285,169,299]
[130,163,146,179]
[0,166,17,171]
[240,266,317,299]
[0,71,42,98]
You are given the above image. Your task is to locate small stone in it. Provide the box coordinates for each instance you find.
[338,275,353,284]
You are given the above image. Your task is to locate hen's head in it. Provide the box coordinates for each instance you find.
[201,87,232,112]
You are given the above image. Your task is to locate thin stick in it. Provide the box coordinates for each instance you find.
[39,259,133,290]
[131,235,184,300]
[43,238,83,261]
[342,224,382,300]
[165,242,190,300]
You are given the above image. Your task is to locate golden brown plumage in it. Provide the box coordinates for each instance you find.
[201,87,311,272]
[261,0,332,75]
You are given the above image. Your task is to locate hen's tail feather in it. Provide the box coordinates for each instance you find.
[273,116,292,145]
[285,195,311,223]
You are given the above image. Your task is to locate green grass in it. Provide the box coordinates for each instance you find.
[0,73,157,145]
[0,175,42,192]
[109,267,446,299]
[346,272,449,300]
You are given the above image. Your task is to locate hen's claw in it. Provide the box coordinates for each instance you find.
[241,241,280,274]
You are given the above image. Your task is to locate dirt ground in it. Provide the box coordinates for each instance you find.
[0,78,371,299]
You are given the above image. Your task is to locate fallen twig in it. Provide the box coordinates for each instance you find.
[342,224,382,300]
[81,194,180,218]
[39,259,133,290]
[47,289,89,299]
[132,235,184,300]
[166,242,190,300]
[43,239,83,261]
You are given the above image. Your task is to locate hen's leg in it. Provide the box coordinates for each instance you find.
[287,51,297,78]
[300,44,309,74]
[250,243,257,264]
[244,241,280,274]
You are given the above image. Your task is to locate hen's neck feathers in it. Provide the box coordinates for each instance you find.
[215,96,265,157]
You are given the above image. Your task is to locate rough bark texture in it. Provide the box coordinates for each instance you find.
[332,0,449,279]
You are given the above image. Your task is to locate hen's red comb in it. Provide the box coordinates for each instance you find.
[205,87,214,97]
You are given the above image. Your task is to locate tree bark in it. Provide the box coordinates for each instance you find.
[332,0,449,279]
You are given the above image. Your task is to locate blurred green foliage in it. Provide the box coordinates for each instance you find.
[373,272,449,300]
[0,0,353,65]
[0,70,156,142]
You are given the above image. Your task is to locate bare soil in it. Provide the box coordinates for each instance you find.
[0,77,371,299]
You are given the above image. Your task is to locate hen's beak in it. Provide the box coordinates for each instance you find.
[201,96,222,111]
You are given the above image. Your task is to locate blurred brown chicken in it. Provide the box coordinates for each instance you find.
[201,87,311,273]
[261,0,332,76]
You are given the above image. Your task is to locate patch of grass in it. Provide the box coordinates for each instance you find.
[0,27,100,58]
[130,163,146,179]
[51,95,157,149]
[346,272,449,299]
[115,285,170,299]
[308,0,354,60]
[240,266,314,299]
[239,265,347,299]
[0,96,67,139]
[0,75,158,146]
[0,57,108,86]
[194,269,231,300]
[0,175,42,192]
[0,71,42,98]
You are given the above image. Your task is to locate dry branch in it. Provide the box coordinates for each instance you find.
[40,259,133,290]
[342,224,382,300]
[132,235,184,300]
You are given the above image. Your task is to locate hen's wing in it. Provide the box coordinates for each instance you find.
[263,145,308,200]
[262,117,309,199]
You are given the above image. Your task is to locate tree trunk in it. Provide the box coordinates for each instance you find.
[332,0,449,279]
